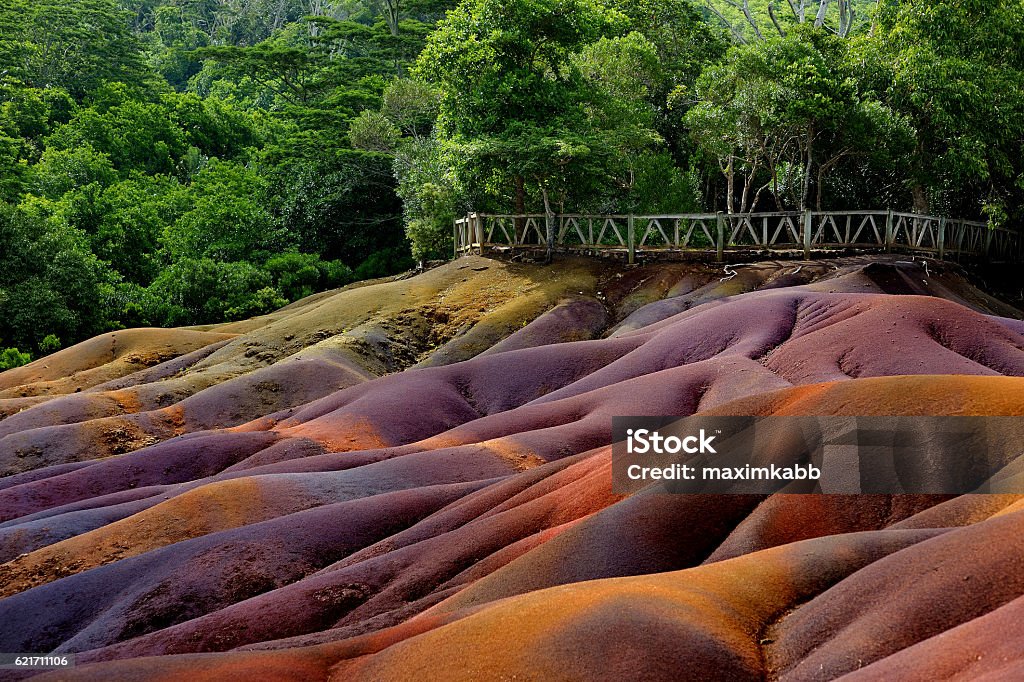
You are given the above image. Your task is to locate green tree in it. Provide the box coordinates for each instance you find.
[0,347,32,371]
[610,0,727,160]
[703,0,875,43]
[148,258,282,324]
[349,110,402,152]
[0,0,148,99]
[38,334,62,354]
[264,151,409,266]
[416,0,669,259]
[30,146,118,199]
[89,175,190,284]
[869,0,1024,223]
[394,136,461,260]
[0,83,77,199]
[686,26,912,212]
[265,252,354,299]
[45,99,185,175]
[162,159,284,263]
[0,203,110,349]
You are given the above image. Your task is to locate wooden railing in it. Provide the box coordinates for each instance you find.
[453,210,1022,263]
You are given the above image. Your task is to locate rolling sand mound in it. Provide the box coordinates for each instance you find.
[2,254,1023,681]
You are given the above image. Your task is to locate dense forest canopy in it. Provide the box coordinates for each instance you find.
[1,0,1022,369]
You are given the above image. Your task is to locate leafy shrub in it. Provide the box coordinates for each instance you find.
[348,110,401,153]
[265,252,354,301]
[38,334,62,354]
[148,258,280,325]
[404,216,453,262]
[353,247,415,280]
[0,347,31,370]
[0,205,107,349]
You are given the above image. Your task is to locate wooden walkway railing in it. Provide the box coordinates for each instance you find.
[453,210,1022,263]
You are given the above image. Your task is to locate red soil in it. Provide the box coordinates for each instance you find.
[1,255,1022,681]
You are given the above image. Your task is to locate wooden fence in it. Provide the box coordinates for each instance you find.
[453,210,1022,263]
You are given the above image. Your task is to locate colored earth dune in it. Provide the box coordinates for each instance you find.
[1,254,1023,681]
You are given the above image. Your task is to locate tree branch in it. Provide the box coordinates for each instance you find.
[869,0,881,36]
[720,0,764,40]
[841,1,856,37]
[704,1,749,43]
[814,0,830,28]
[768,3,787,36]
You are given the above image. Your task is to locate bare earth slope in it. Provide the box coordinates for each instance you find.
[0,255,1022,681]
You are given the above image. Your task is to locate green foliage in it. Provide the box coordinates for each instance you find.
[0,0,1022,356]
[90,175,190,283]
[0,203,107,350]
[38,334,62,355]
[147,3,211,88]
[686,26,913,212]
[264,151,409,266]
[162,159,283,262]
[349,110,402,152]
[30,146,118,199]
[0,0,148,98]
[417,0,629,135]
[395,137,461,260]
[46,100,184,175]
[702,0,876,42]
[0,347,32,370]
[265,252,355,300]
[149,258,278,324]
[628,152,702,213]
[869,0,1024,220]
[414,0,667,220]
[609,0,726,159]
[354,247,415,279]
[43,91,263,178]
[0,84,77,200]
[382,79,439,139]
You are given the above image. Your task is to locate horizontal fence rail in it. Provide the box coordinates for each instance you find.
[453,210,1022,263]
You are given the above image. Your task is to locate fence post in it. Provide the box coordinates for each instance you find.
[937,216,946,260]
[803,209,812,259]
[884,209,894,252]
[716,212,725,263]
[453,219,459,258]
[627,214,636,265]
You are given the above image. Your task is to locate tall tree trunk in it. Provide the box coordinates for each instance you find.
[740,1,764,40]
[786,0,807,23]
[514,175,526,241]
[814,0,830,27]
[800,129,814,212]
[771,165,783,210]
[384,0,400,36]
[911,183,930,214]
[725,156,735,214]
[816,169,824,211]
[542,187,555,264]
[740,160,759,213]
[838,0,854,37]
[768,4,787,36]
